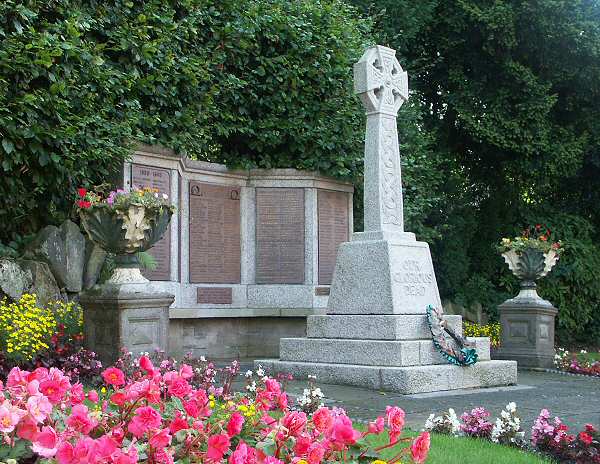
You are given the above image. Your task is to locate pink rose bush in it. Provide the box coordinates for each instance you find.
[0,357,430,463]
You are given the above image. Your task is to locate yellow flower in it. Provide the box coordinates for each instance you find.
[372,461,388,464]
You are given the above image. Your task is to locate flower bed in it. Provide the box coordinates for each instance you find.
[462,322,501,349]
[424,404,599,463]
[554,348,600,378]
[0,294,102,382]
[0,355,430,463]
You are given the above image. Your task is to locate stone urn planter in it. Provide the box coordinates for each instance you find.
[495,230,563,368]
[501,247,559,304]
[77,188,175,365]
[80,204,172,284]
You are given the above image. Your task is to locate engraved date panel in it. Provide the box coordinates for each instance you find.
[131,164,172,281]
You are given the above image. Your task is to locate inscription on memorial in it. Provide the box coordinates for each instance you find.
[392,259,435,297]
[131,164,172,280]
[197,287,233,305]
[256,188,305,284]
[318,190,349,285]
[189,182,241,284]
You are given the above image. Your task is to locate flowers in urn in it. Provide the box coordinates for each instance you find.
[76,187,175,284]
[497,225,563,291]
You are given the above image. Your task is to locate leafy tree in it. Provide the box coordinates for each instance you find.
[352,0,600,343]
[0,0,371,242]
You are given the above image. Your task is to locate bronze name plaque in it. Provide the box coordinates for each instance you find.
[318,190,349,285]
[131,164,172,281]
[256,188,305,284]
[197,287,233,305]
[189,182,241,284]
[315,287,331,296]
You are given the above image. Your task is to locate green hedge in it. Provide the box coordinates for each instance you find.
[0,0,371,242]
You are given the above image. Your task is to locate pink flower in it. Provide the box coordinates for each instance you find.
[27,394,52,423]
[169,411,190,434]
[579,431,593,446]
[128,405,162,437]
[150,428,172,448]
[263,458,283,464]
[368,416,385,434]
[264,378,281,394]
[278,392,289,410]
[282,411,307,437]
[102,367,125,387]
[31,425,58,458]
[386,406,405,442]
[66,404,98,434]
[70,382,85,404]
[0,399,25,433]
[227,412,245,437]
[87,390,99,403]
[95,435,119,460]
[294,434,311,455]
[39,379,66,403]
[139,355,155,375]
[168,376,192,398]
[152,448,175,464]
[179,363,194,380]
[411,432,430,464]
[307,443,325,464]
[329,415,359,447]
[312,407,333,433]
[229,441,256,464]
[207,433,231,460]
[16,416,39,441]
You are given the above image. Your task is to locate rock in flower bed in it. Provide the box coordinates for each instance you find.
[0,354,430,463]
[424,403,599,463]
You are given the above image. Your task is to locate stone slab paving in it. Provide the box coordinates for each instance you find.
[239,365,600,431]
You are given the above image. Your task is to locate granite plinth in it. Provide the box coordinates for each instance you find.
[307,314,462,340]
[327,237,442,315]
[495,296,558,368]
[279,337,490,367]
[255,359,517,394]
[80,283,174,366]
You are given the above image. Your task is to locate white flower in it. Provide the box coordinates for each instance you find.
[162,193,169,200]
[256,366,265,377]
[200,356,207,362]
[245,370,253,378]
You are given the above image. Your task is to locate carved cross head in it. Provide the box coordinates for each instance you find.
[353,45,408,115]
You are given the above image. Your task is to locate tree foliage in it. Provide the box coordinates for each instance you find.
[0,0,371,241]
[352,0,600,344]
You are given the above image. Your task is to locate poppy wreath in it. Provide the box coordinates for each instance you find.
[426,305,478,366]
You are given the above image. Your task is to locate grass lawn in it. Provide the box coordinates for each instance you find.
[355,425,554,464]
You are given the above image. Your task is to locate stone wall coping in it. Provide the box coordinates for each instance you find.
[169,307,327,319]
[133,143,353,191]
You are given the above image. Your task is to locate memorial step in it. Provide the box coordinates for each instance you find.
[254,359,517,394]
[279,337,490,367]
[306,314,462,340]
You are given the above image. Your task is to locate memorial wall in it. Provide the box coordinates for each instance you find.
[124,145,354,359]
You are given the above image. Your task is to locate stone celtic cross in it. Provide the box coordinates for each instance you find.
[354,45,409,236]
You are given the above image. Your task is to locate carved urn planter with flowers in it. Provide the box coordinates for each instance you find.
[77,187,175,284]
[76,187,176,365]
[495,225,563,368]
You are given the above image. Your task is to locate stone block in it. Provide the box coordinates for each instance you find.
[280,338,421,366]
[306,314,462,340]
[255,359,517,394]
[81,284,174,366]
[495,300,558,368]
[83,241,107,290]
[19,260,62,306]
[327,238,442,315]
[247,285,314,309]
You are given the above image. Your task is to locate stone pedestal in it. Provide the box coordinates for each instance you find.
[495,290,558,368]
[80,284,174,366]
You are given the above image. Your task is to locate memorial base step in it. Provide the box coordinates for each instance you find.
[279,337,490,367]
[254,359,517,394]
